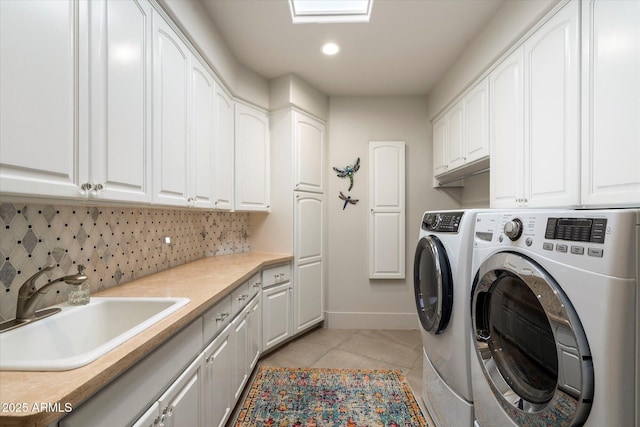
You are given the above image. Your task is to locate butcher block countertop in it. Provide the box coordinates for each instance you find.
[0,252,293,427]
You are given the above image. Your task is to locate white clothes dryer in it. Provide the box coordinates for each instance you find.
[414,210,485,427]
[469,209,639,427]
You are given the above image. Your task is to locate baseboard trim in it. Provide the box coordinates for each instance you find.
[325,311,419,330]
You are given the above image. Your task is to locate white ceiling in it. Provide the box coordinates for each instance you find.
[199,0,505,96]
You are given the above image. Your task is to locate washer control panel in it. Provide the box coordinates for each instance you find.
[544,217,607,244]
[422,211,463,232]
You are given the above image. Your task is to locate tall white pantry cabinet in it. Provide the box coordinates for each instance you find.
[253,109,326,340]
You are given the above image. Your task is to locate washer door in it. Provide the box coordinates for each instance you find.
[471,251,593,426]
[413,236,453,334]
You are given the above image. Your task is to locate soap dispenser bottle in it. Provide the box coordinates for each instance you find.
[67,265,90,305]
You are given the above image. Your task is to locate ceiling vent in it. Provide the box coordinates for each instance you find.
[289,0,373,24]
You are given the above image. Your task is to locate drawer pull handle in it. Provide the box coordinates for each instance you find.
[237,294,249,301]
[252,282,261,288]
[215,312,230,322]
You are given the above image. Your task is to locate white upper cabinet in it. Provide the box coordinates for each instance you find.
[464,78,490,165]
[293,112,325,193]
[152,11,190,207]
[190,57,216,209]
[234,103,270,211]
[88,0,153,203]
[491,0,579,208]
[432,77,489,183]
[524,0,580,208]
[153,11,218,209]
[0,0,84,199]
[581,0,640,207]
[213,86,235,210]
[432,117,448,176]
[369,141,405,280]
[490,48,524,208]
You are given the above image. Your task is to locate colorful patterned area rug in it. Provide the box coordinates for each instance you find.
[234,366,428,427]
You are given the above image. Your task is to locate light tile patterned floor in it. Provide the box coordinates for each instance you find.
[231,326,435,426]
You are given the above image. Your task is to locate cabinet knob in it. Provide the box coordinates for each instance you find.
[252,282,261,288]
[215,312,230,322]
[93,183,104,194]
[80,182,92,197]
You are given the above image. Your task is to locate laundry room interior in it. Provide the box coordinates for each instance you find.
[0,0,638,426]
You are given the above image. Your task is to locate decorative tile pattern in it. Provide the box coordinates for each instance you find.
[0,203,250,320]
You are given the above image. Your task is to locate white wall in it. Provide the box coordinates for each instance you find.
[326,96,460,329]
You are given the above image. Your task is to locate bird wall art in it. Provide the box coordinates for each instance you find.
[332,157,360,191]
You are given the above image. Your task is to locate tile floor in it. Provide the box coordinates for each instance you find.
[231,326,435,426]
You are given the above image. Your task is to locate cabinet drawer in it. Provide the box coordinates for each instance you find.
[231,281,251,316]
[262,263,291,288]
[247,272,261,299]
[203,295,232,344]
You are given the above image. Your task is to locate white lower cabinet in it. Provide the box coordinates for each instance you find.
[58,267,293,427]
[203,324,233,427]
[262,281,293,352]
[153,355,204,427]
[247,294,262,370]
[231,307,249,402]
[132,402,161,427]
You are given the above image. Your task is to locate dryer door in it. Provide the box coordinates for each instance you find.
[471,251,593,426]
[413,236,453,334]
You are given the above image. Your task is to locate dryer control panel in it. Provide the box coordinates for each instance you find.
[422,211,463,232]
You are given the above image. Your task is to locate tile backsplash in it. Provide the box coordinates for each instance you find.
[0,203,250,320]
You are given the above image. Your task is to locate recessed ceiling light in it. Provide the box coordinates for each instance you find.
[322,43,340,55]
[289,0,373,24]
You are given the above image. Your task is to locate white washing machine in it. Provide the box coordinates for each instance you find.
[469,209,639,427]
[413,210,483,427]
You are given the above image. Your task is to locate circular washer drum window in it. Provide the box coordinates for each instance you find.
[471,251,594,426]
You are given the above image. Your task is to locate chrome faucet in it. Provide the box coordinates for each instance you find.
[16,264,88,322]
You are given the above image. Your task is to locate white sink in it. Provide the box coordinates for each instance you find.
[0,297,189,371]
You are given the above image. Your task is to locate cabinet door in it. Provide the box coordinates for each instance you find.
[131,402,160,427]
[152,12,190,206]
[581,0,640,207]
[432,116,448,177]
[247,295,261,371]
[231,311,249,401]
[0,0,84,198]
[235,103,270,211]
[190,57,216,208]
[204,326,232,427]
[262,283,292,351]
[490,48,524,208]
[464,78,490,164]
[294,193,324,331]
[369,142,405,279]
[295,260,324,332]
[213,85,235,210]
[446,102,465,171]
[157,356,203,427]
[293,112,325,193]
[524,0,580,208]
[88,0,152,203]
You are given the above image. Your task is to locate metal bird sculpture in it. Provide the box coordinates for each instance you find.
[339,191,359,210]
[333,157,360,191]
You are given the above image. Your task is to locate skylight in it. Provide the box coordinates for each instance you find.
[289,0,373,24]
